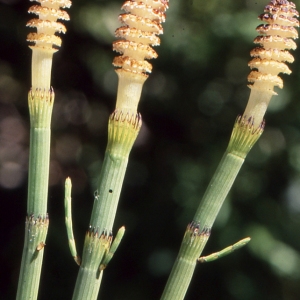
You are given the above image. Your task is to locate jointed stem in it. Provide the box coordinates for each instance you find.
[160,152,245,300]
[72,111,141,300]
[160,117,263,300]
[16,90,54,300]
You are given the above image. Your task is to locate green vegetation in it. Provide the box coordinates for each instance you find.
[0,1,300,300]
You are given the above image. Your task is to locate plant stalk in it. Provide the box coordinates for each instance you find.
[16,89,54,300]
[72,111,141,300]
[160,117,263,300]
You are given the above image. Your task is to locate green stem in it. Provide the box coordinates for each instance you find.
[16,216,49,300]
[161,223,210,300]
[72,232,108,299]
[16,89,54,300]
[72,269,104,300]
[160,117,263,300]
[27,127,51,214]
[194,152,244,228]
[90,151,128,231]
[72,110,141,300]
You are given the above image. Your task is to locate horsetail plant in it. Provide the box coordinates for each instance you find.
[160,1,299,300]
[69,1,169,299]
[16,1,71,299]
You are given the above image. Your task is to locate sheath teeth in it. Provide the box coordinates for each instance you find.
[26,0,72,52]
[113,0,168,75]
[248,0,299,92]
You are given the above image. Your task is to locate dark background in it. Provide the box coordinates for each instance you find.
[1,0,300,299]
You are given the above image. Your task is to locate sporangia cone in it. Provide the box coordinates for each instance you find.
[27,0,71,52]
[243,0,299,127]
[26,0,72,90]
[113,0,168,76]
[248,0,299,94]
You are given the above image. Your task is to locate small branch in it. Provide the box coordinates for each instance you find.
[64,177,80,265]
[198,237,251,263]
[100,226,125,271]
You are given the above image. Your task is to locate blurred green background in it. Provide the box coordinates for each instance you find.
[1,0,300,299]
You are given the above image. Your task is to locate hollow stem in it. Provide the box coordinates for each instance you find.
[17,0,71,298]
[71,0,167,297]
[31,49,55,91]
[16,89,54,300]
[72,110,141,300]
[160,117,263,300]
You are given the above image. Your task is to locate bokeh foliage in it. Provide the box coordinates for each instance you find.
[1,0,300,299]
